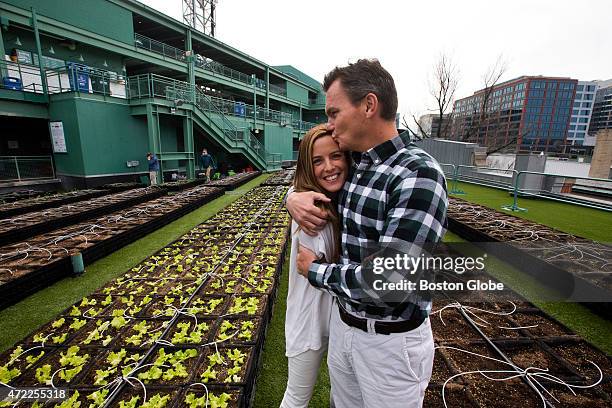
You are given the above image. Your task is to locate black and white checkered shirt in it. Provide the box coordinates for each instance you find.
[308,131,448,321]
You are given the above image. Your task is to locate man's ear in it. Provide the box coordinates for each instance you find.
[364,93,379,118]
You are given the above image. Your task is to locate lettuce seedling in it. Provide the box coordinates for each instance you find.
[56,390,80,408]
[118,395,140,408]
[87,388,109,407]
[141,393,170,408]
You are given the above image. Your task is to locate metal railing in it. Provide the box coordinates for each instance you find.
[126,74,268,165]
[440,162,612,212]
[45,66,127,98]
[292,120,320,132]
[269,83,287,97]
[266,153,283,169]
[207,96,292,124]
[0,60,44,93]
[135,33,186,62]
[0,156,55,182]
[198,59,255,87]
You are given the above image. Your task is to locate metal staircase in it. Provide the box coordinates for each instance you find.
[127,74,279,170]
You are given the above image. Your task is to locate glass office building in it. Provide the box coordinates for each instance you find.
[452,76,577,153]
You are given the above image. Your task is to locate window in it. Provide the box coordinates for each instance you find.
[572,109,579,115]
[571,117,578,123]
[581,109,589,115]
[530,81,544,89]
[583,93,593,100]
[582,101,592,108]
[578,125,587,131]
[573,101,581,108]
[587,85,595,92]
[579,117,589,123]
[577,85,585,92]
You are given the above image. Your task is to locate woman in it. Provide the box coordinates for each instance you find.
[281,124,350,408]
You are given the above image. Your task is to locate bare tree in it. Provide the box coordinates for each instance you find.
[456,55,509,152]
[430,54,459,139]
[401,114,429,141]
[409,54,459,140]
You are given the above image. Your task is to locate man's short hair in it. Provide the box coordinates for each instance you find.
[323,59,398,121]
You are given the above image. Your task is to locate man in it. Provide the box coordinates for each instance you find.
[199,148,214,182]
[287,59,448,407]
[147,152,159,186]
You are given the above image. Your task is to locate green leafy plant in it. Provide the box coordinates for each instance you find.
[171,321,210,344]
[56,390,80,408]
[0,364,20,383]
[141,393,171,408]
[35,364,52,385]
[87,388,110,407]
[118,395,140,408]
[137,348,197,383]
[185,392,232,408]
[58,346,90,383]
[228,297,259,315]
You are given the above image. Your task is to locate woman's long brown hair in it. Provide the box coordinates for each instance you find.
[293,124,350,262]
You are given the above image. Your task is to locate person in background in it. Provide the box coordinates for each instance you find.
[199,148,214,182]
[280,124,350,408]
[147,152,159,186]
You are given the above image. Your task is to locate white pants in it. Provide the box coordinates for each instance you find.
[280,347,327,408]
[327,304,434,408]
[149,170,158,185]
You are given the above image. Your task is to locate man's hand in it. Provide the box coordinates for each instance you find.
[287,191,330,236]
[297,246,317,277]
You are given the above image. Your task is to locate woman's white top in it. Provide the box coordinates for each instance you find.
[285,220,334,357]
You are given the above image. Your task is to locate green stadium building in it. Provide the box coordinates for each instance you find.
[0,0,326,188]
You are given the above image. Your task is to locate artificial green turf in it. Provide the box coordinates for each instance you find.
[0,174,270,353]
[452,181,612,242]
[253,243,331,407]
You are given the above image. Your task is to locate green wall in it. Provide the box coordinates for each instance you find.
[46,97,150,177]
[74,99,148,176]
[47,97,85,176]
[158,115,180,171]
[264,124,292,161]
[3,0,134,45]
[287,82,308,104]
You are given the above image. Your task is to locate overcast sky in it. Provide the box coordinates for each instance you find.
[140,0,611,122]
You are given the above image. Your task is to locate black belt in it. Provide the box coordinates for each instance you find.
[338,305,425,335]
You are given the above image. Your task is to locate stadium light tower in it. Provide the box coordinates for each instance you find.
[183,0,217,37]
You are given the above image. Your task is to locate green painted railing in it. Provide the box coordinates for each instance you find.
[127,74,273,167]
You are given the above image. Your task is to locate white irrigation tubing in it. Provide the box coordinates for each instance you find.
[100,188,283,408]
[186,383,211,408]
[0,268,14,276]
[123,376,148,403]
[8,344,46,364]
[436,345,603,408]
[432,301,518,326]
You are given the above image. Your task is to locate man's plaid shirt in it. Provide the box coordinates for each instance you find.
[307,131,448,321]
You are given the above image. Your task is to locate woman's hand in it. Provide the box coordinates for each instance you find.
[287,191,330,236]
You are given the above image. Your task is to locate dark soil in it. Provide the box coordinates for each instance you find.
[510,312,574,337]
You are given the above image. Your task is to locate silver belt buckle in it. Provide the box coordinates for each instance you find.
[366,318,377,335]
